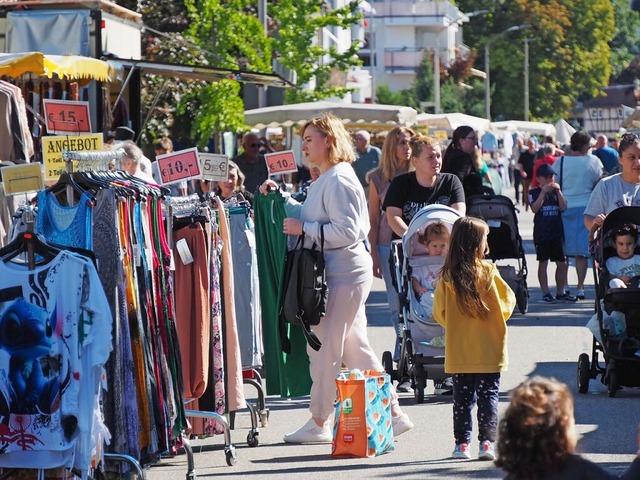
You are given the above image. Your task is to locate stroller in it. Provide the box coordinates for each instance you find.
[578,206,640,397]
[466,194,529,315]
[381,204,462,404]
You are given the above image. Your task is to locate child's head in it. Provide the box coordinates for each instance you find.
[445,216,489,264]
[418,221,450,257]
[535,163,556,186]
[495,376,577,478]
[613,223,638,260]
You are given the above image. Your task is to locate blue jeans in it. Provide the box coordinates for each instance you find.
[377,244,401,360]
[452,373,501,445]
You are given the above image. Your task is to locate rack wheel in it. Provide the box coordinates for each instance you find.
[382,351,394,379]
[577,353,590,394]
[414,377,426,404]
[607,370,618,398]
[516,285,528,314]
[225,446,237,466]
[259,410,269,428]
[247,431,259,447]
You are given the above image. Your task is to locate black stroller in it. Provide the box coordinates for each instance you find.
[466,194,529,314]
[578,206,640,397]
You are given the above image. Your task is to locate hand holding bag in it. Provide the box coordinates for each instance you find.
[279,226,327,353]
[332,369,394,458]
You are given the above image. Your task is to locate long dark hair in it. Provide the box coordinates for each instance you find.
[443,125,474,169]
[441,216,490,319]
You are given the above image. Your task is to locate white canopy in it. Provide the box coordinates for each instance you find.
[490,120,556,137]
[244,100,417,130]
[415,112,490,134]
[554,119,576,145]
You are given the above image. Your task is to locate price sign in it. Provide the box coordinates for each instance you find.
[2,163,44,195]
[199,153,229,182]
[434,130,448,141]
[42,133,103,181]
[156,147,202,185]
[43,100,92,134]
[264,150,298,175]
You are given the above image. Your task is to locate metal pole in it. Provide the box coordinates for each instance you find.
[370,6,375,103]
[258,0,268,108]
[485,42,491,120]
[524,37,530,121]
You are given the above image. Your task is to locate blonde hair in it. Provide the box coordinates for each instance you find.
[418,221,449,247]
[378,126,416,183]
[410,133,442,159]
[299,113,356,165]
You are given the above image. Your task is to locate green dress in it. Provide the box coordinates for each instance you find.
[254,191,312,397]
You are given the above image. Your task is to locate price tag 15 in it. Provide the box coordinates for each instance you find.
[199,153,229,182]
[265,150,298,176]
[43,100,92,134]
[156,147,202,185]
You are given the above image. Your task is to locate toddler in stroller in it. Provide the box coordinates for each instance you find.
[579,207,640,397]
[382,205,462,403]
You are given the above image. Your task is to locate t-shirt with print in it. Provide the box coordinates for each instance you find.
[584,173,640,217]
[529,186,564,243]
[383,172,464,238]
[606,254,640,279]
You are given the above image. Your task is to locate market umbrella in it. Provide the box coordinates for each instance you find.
[244,100,417,130]
[0,51,115,81]
[555,119,576,145]
[415,112,491,134]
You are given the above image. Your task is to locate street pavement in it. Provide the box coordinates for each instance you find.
[145,188,640,480]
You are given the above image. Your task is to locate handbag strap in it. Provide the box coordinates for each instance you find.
[558,156,564,191]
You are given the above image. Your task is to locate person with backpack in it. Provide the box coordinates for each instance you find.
[259,113,413,444]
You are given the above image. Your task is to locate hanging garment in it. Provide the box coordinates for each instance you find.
[35,190,93,249]
[253,191,312,397]
[229,207,262,368]
[0,250,112,474]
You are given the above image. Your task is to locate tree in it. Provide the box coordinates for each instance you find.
[611,0,640,83]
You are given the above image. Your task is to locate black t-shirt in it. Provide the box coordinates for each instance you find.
[382,172,464,237]
[442,148,484,199]
[529,186,563,243]
[504,454,640,480]
[519,150,536,177]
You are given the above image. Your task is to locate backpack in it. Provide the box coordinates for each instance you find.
[279,227,327,353]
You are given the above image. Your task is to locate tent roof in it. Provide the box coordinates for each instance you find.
[490,120,556,137]
[415,112,490,133]
[0,51,114,81]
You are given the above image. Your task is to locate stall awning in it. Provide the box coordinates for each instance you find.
[0,52,115,81]
[110,58,295,88]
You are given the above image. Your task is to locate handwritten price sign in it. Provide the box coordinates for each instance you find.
[265,150,298,175]
[199,153,229,182]
[43,100,92,134]
[156,147,202,185]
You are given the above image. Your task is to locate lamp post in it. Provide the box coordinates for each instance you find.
[524,37,531,121]
[484,24,532,120]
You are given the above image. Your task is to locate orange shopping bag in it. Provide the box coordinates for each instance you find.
[331,369,394,457]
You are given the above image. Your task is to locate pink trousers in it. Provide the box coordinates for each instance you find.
[308,277,399,421]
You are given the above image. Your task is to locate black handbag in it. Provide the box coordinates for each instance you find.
[279,226,327,353]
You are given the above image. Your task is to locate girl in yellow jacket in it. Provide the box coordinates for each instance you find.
[433,216,516,461]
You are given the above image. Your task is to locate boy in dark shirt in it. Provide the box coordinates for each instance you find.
[528,163,577,303]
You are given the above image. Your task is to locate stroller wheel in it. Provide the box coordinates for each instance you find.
[414,377,426,404]
[516,283,528,314]
[382,351,395,380]
[607,369,619,398]
[577,353,590,394]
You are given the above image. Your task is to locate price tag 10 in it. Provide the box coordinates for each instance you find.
[199,153,229,182]
[156,147,202,185]
[265,150,298,176]
[43,100,92,134]
[2,163,44,195]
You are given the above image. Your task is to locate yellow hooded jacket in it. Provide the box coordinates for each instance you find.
[433,262,516,374]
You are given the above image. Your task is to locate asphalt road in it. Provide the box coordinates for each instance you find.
[144,190,640,480]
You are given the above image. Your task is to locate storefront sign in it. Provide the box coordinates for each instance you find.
[199,153,229,182]
[2,163,44,195]
[43,100,92,134]
[265,150,298,175]
[41,133,103,181]
[156,148,202,185]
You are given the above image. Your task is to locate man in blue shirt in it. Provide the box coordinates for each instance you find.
[352,130,381,193]
[593,134,619,175]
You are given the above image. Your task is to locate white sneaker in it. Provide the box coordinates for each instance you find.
[283,418,332,444]
[396,380,412,393]
[392,413,414,437]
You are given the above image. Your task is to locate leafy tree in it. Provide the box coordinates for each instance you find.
[611,0,640,83]
[375,84,410,106]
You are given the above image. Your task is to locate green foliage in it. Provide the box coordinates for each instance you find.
[271,0,363,103]
[610,0,640,82]
[375,84,410,106]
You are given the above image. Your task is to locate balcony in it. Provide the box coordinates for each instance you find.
[370,0,461,26]
[384,47,426,73]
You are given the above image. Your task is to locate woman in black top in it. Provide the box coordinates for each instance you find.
[496,376,640,480]
[384,134,465,239]
[518,137,538,211]
[442,125,484,200]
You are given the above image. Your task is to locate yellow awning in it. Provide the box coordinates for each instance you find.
[0,52,114,81]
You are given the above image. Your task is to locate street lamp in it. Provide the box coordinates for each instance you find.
[484,24,532,120]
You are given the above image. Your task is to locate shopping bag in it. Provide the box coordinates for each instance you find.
[331,369,394,457]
